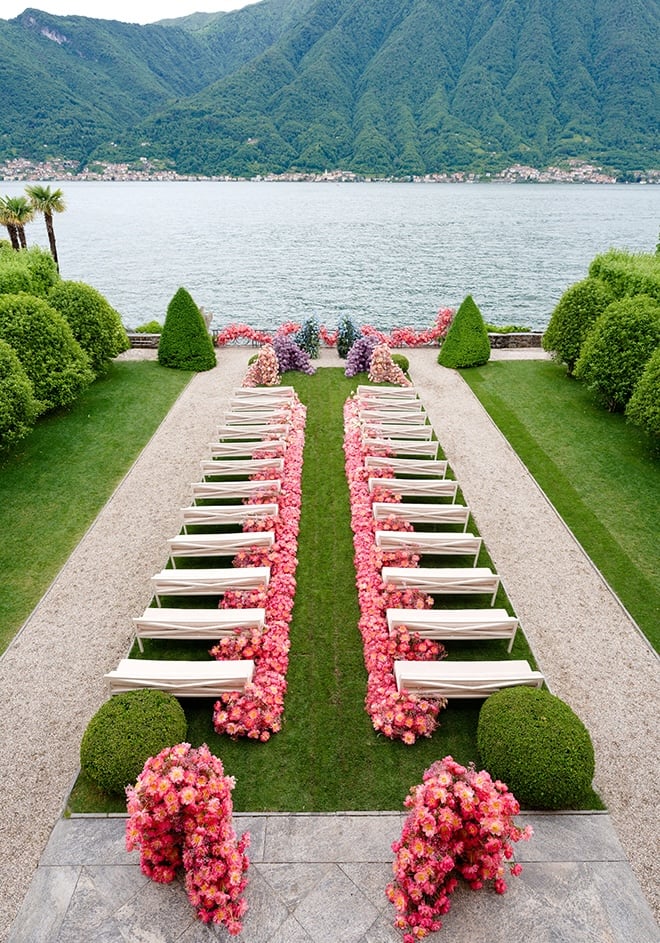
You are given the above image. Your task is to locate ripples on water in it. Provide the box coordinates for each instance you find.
[5,180,659,332]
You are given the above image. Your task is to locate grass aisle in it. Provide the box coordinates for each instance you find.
[69,367,600,813]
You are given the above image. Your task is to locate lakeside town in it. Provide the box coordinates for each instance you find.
[1,155,658,184]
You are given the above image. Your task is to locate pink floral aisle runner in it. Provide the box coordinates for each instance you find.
[343,395,446,743]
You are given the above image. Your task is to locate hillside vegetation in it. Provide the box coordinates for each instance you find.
[1,0,658,177]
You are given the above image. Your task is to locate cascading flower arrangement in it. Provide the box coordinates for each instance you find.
[345,335,380,377]
[271,335,317,375]
[210,393,306,741]
[343,396,446,742]
[126,742,250,935]
[242,343,281,387]
[368,344,413,386]
[387,756,532,941]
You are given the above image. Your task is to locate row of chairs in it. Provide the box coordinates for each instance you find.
[104,386,298,696]
[356,384,544,699]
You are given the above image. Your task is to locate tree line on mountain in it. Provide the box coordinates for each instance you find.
[1,0,658,178]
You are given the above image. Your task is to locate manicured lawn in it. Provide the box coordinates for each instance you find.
[0,361,192,654]
[463,360,659,653]
[68,368,602,815]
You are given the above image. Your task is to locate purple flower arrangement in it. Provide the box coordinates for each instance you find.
[344,335,380,377]
[271,335,316,375]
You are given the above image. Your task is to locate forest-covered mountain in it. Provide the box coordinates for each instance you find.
[1,0,658,177]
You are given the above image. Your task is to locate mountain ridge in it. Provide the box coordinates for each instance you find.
[1,0,658,177]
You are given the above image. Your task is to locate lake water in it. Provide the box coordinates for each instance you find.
[4,180,659,332]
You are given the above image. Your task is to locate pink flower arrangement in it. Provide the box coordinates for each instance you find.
[343,397,446,743]
[387,756,532,941]
[368,344,413,386]
[360,308,455,347]
[216,324,273,346]
[242,344,281,387]
[320,324,339,346]
[126,743,250,934]
[211,393,306,740]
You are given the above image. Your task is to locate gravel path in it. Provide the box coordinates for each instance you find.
[0,346,657,941]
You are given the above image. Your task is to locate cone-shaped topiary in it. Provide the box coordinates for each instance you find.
[80,690,188,795]
[477,686,595,809]
[438,294,490,368]
[158,286,216,371]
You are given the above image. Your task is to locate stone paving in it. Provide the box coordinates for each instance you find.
[8,813,660,943]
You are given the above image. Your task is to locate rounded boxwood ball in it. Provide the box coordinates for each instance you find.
[80,690,187,795]
[391,353,410,373]
[477,686,595,809]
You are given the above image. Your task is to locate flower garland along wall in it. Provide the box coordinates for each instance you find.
[211,389,306,741]
[343,395,446,743]
[215,309,454,348]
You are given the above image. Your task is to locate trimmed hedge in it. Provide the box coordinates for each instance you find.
[477,686,595,809]
[574,294,660,411]
[438,294,490,368]
[543,278,614,374]
[80,690,188,795]
[135,320,163,333]
[589,249,660,302]
[626,345,660,444]
[48,280,129,376]
[158,286,216,371]
[391,353,409,373]
[0,338,39,449]
[0,245,59,298]
[0,293,93,413]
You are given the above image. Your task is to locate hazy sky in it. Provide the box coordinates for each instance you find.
[1,1,255,24]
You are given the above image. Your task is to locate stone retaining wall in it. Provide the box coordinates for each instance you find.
[487,331,544,348]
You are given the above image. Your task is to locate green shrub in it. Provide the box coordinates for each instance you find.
[542,278,614,374]
[158,286,217,371]
[80,690,187,795]
[135,320,163,333]
[295,316,320,358]
[626,345,660,445]
[337,315,360,359]
[574,294,660,411]
[48,280,129,376]
[485,323,531,333]
[0,245,59,298]
[438,294,490,368]
[247,353,258,365]
[0,293,94,413]
[21,246,60,297]
[0,338,39,449]
[477,686,595,809]
[391,353,409,372]
[589,249,660,302]
[0,261,32,296]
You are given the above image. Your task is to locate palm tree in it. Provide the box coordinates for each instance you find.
[0,196,21,250]
[25,184,65,270]
[2,196,34,250]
